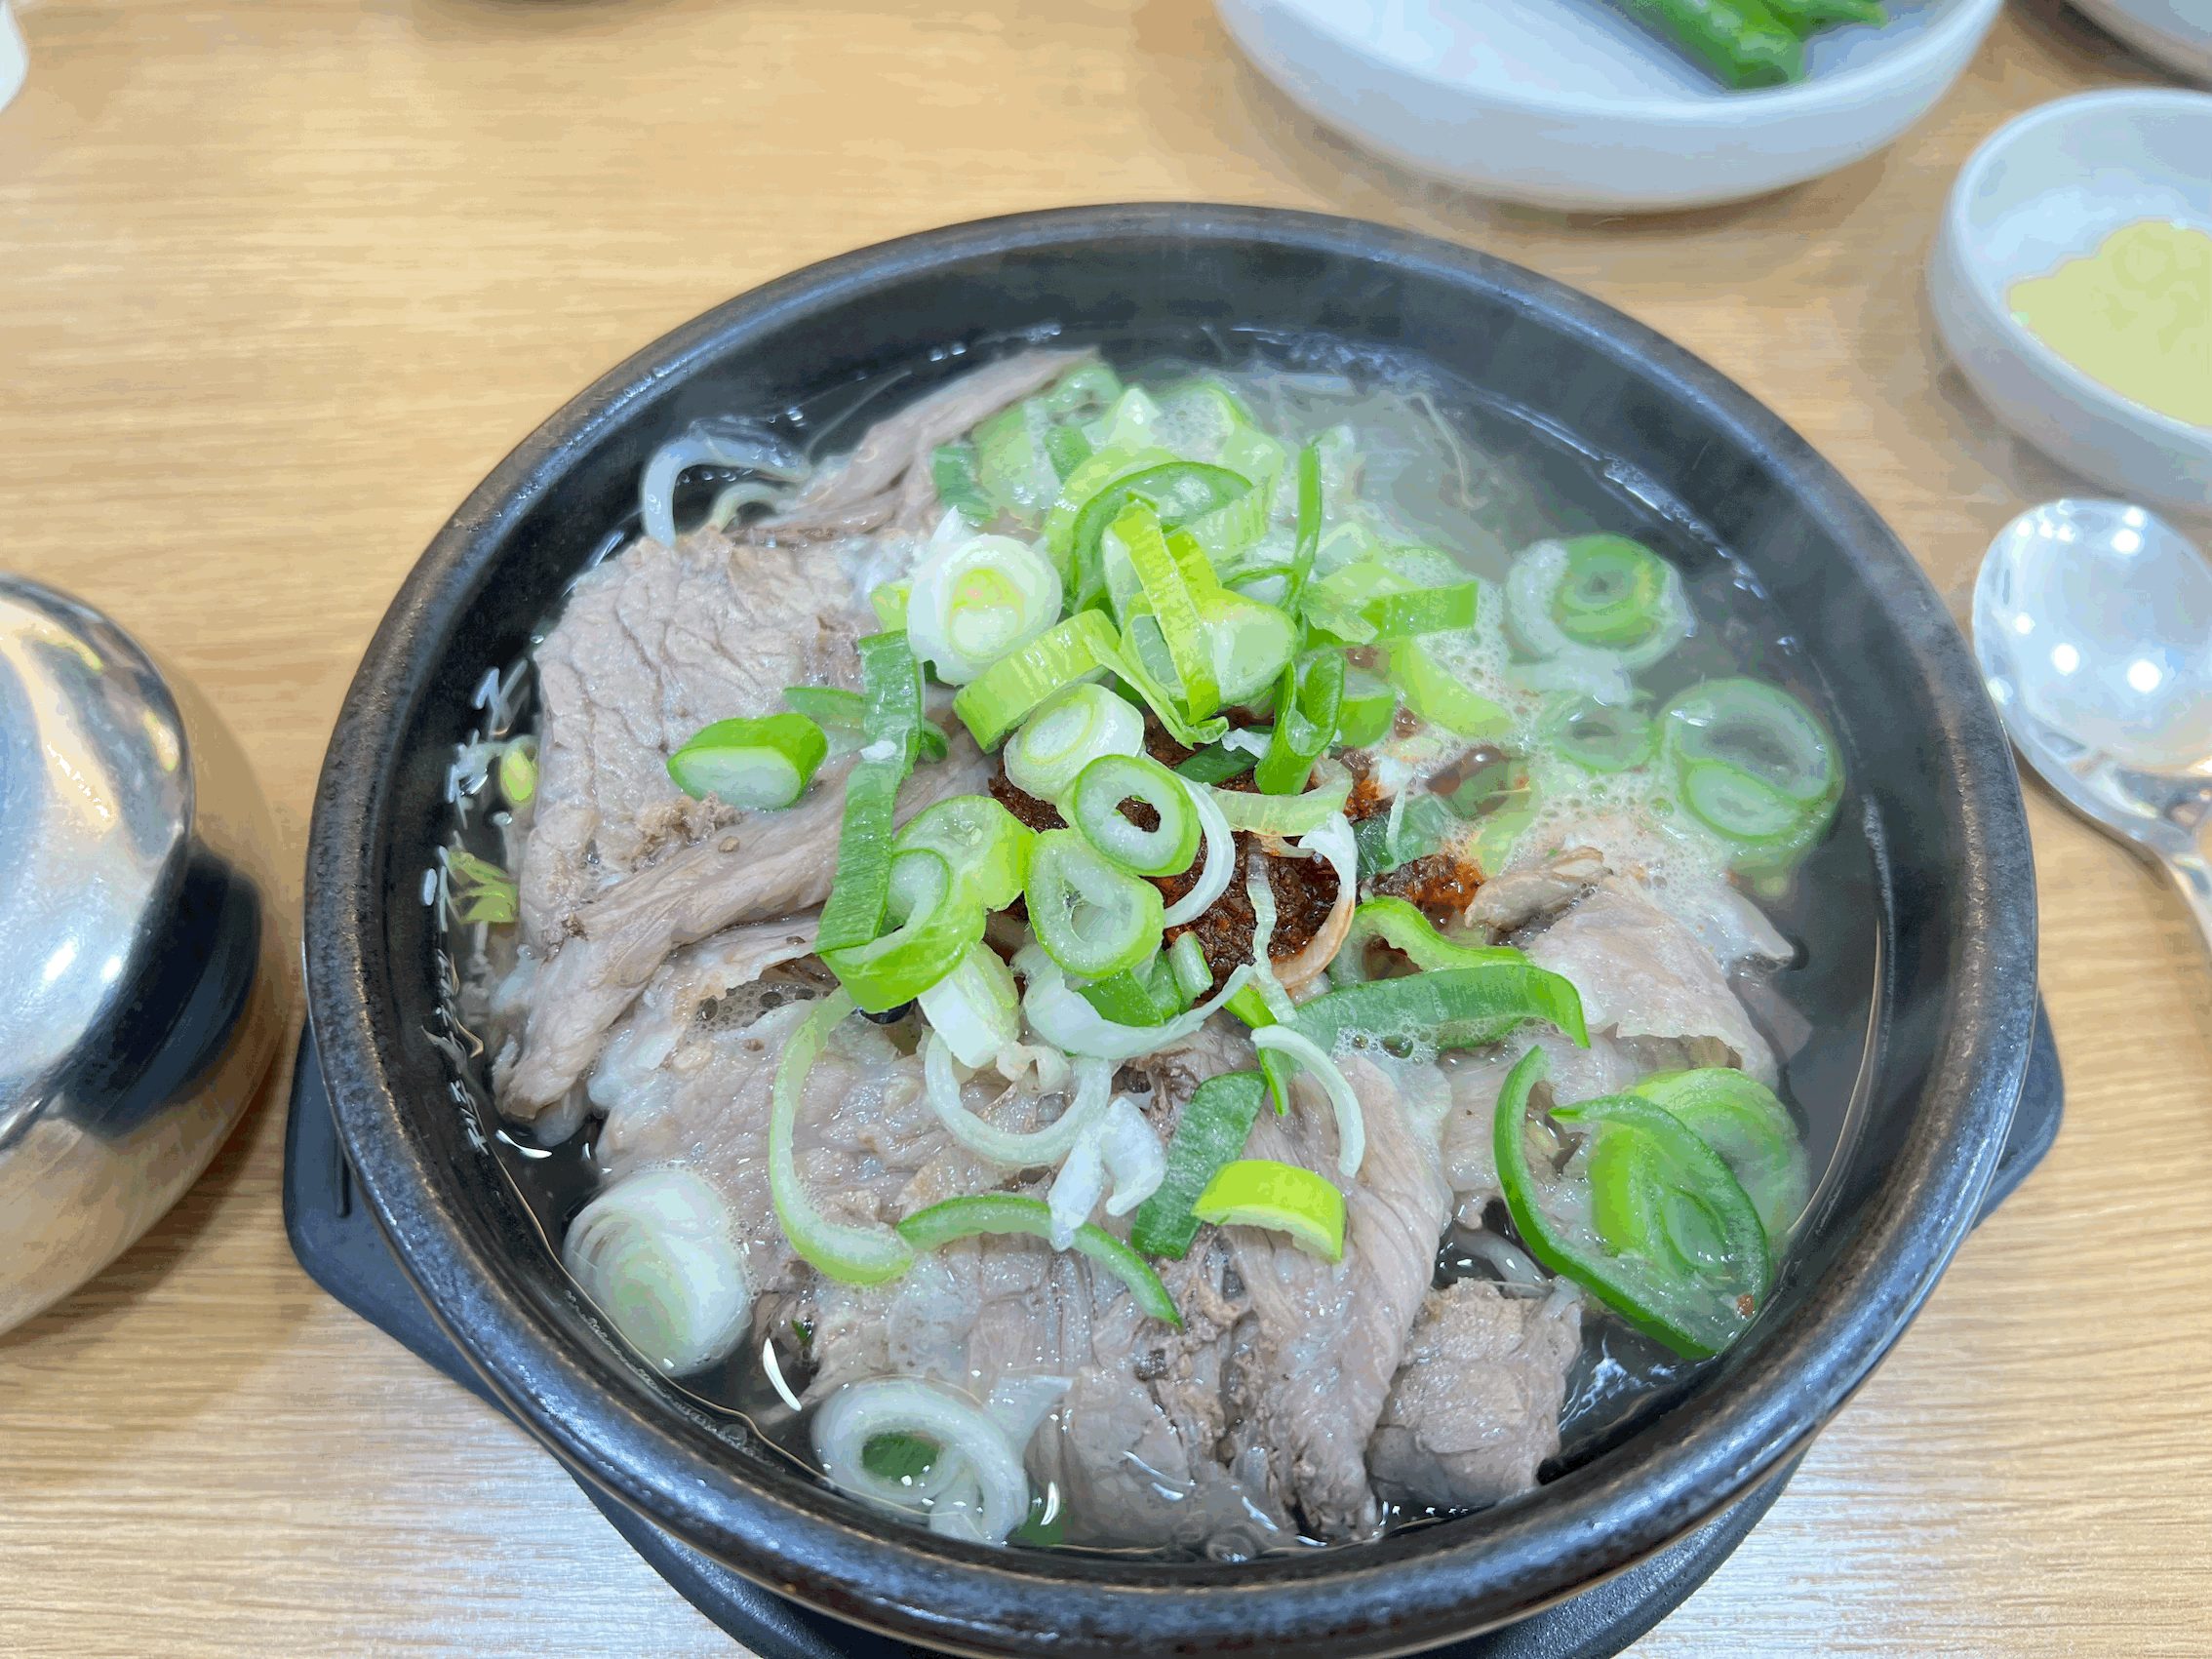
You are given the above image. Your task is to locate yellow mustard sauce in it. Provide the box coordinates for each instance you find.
[2006,218,2212,429]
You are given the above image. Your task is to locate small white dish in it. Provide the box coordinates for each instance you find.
[1929,89,2212,515]
[2068,0,2212,85]
[1213,0,2004,212]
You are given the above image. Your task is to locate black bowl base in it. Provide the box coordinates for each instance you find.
[284,1010,2061,1658]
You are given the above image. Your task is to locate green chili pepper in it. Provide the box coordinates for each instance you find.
[1292,960,1590,1056]
[1069,461,1252,614]
[1128,1071,1269,1259]
[1332,896,1523,983]
[1628,1068,1809,1249]
[1765,0,1885,28]
[1615,0,1805,87]
[1493,1047,1769,1359]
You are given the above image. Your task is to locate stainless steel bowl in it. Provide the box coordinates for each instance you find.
[0,575,288,1333]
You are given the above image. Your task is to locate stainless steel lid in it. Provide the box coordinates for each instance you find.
[0,576,194,1126]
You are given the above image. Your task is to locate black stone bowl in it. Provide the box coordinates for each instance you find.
[304,205,2035,1658]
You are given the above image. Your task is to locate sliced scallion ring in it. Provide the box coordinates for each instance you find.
[1542,694,1658,773]
[892,794,1036,911]
[1551,534,1677,648]
[1068,753,1201,878]
[907,533,1065,684]
[915,940,1023,1068]
[1003,680,1145,805]
[1661,677,1841,884]
[1507,537,1690,673]
[1024,829,1165,979]
[1209,760,1352,836]
[666,713,828,809]
[820,848,986,1012]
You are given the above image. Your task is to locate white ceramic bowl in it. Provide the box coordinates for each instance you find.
[1928,89,2212,515]
[2068,0,2212,84]
[1214,0,2004,212]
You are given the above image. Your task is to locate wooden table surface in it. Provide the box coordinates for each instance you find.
[3,2,2208,1654]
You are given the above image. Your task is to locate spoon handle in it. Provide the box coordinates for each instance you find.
[2160,848,2212,963]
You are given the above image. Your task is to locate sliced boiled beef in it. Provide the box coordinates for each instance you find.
[1219,1055,1453,1540]
[496,734,993,1119]
[1367,1279,1582,1510]
[522,527,875,950]
[1521,883,1777,1085]
[751,349,1092,541]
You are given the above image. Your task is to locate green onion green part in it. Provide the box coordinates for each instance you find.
[897,1195,1182,1327]
[666,712,829,810]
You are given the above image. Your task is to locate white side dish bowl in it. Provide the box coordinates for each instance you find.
[1213,0,2004,212]
[1929,89,2212,515]
[2067,0,2212,84]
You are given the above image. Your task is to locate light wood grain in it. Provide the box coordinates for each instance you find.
[2,1,2207,1654]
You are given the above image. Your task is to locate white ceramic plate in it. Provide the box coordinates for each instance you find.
[1928,89,2212,514]
[1214,0,2004,211]
[2068,0,2212,84]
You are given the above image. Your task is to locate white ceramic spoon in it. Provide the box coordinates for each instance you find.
[1973,498,2212,951]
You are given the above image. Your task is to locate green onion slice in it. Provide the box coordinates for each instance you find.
[1166,931,1213,1002]
[1004,680,1145,804]
[1284,444,1323,619]
[907,533,1065,685]
[1191,1158,1346,1263]
[952,611,1121,750]
[1024,828,1165,979]
[1390,637,1514,741]
[1173,739,1253,785]
[1550,534,1677,648]
[1507,536,1690,672]
[1209,760,1353,836]
[1068,752,1202,878]
[820,848,986,1012]
[1075,460,1249,613]
[1076,967,1174,1028]
[1333,668,1397,749]
[814,633,923,953]
[783,686,945,763]
[1660,678,1841,884]
[1255,651,1344,795]
[896,1195,1181,1328]
[1312,560,1480,641]
[1542,694,1657,773]
[915,940,1023,1068]
[770,992,915,1284]
[931,442,997,524]
[892,793,1036,912]
[1128,1071,1268,1259]
[666,713,829,810]
[1115,503,1222,720]
[446,848,518,927]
